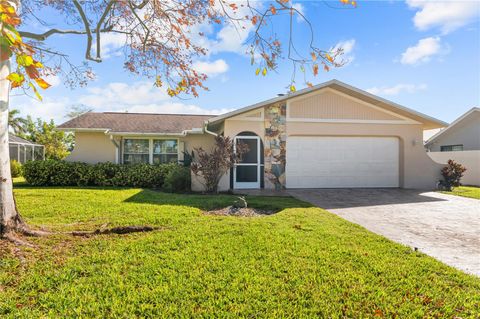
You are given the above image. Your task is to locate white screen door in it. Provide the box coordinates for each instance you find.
[234,136,261,189]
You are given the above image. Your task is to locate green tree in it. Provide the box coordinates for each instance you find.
[21,117,72,160]
[7,108,27,135]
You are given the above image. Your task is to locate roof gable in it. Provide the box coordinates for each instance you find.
[288,88,411,122]
[207,79,447,129]
[425,107,480,146]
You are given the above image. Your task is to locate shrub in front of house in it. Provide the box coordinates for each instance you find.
[439,159,467,191]
[23,160,188,191]
[163,165,191,193]
[10,160,23,178]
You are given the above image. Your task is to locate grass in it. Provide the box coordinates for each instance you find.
[1,184,479,318]
[442,186,480,200]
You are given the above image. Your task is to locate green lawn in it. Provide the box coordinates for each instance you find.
[442,186,480,200]
[1,185,479,318]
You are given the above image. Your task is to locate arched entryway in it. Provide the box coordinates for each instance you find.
[233,132,264,189]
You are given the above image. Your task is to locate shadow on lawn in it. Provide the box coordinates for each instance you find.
[124,189,313,212]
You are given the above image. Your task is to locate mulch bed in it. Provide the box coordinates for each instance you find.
[205,206,274,217]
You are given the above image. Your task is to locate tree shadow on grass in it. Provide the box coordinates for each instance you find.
[123,189,313,212]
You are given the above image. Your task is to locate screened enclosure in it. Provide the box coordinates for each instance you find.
[9,134,45,164]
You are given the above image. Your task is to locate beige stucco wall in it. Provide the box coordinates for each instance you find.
[428,151,480,186]
[182,134,220,192]
[427,111,480,152]
[66,132,117,163]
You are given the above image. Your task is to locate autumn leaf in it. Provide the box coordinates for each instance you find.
[313,64,319,76]
[351,1,357,7]
[32,60,44,68]
[251,15,258,25]
[6,72,24,88]
[155,75,162,87]
[311,52,317,61]
[325,53,334,63]
[2,24,22,44]
[25,65,40,79]
[16,54,34,67]
[1,13,20,26]
[306,82,313,88]
[28,82,42,101]
[262,67,267,76]
[290,85,296,92]
[374,309,383,317]
[35,78,51,89]
[323,63,330,72]
[255,68,260,76]
[270,5,276,15]
[0,37,11,61]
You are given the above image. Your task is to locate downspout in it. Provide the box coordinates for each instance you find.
[105,130,120,164]
[204,121,218,137]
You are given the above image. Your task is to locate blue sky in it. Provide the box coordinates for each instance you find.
[11,0,480,126]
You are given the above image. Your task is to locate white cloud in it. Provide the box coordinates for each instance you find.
[191,1,263,56]
[331,39,356,65]
[400,36,443,65]
[367,83,427,96]
[12,96,72,124]
[193,59,229,77]
[43,74,61,87]
[95,33,127,59]
[10,81,233,124]
[292,3,306,22]
[407,0,480,34]
[78,81,233,115]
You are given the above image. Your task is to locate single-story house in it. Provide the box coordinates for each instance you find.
[9,134,45,164]
[425,107,480,186]
[58,79,447,191]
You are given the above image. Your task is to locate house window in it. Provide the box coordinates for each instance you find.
[440,144,463,152]
[123,139,150,164]
[153,139,178,164]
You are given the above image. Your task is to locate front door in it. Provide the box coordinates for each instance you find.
[234,136,261,189]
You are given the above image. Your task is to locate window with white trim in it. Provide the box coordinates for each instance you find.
[123,139,149,164]
[153,139,178,164]
[440,144,463,152]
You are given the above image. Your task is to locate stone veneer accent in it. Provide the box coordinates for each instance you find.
[264,102,287,190]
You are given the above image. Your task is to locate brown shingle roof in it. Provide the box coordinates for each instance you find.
[57,112,214,134]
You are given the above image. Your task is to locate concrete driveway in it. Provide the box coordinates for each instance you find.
[288,189,480,276]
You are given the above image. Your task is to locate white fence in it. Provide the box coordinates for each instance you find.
[428,150,480,186]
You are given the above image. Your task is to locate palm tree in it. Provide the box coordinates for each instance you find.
[8,109,28,135]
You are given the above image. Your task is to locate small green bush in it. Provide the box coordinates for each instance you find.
[10,160,22,178]
[22,160,188,191]
[163,165,191,193]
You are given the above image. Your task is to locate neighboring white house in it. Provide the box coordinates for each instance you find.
[58,79,448,191]
[425,107,480,186]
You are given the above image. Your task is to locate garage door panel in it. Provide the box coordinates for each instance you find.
[286,136,399,188]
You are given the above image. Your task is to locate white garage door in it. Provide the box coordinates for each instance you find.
[286,136,399,188]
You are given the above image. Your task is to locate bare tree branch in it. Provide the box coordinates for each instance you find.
[72,0,99,62]
[95,0,116,60]
[19,27,112,41]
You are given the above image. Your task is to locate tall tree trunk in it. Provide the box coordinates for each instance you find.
[0,58,21,236]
